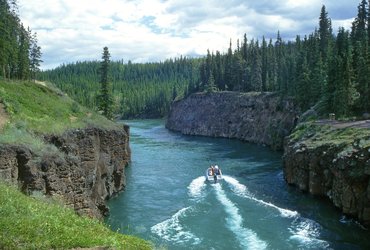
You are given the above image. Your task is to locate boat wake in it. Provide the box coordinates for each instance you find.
[213,183,268,250]
[223,175,298,218]
[289,218,330,249]
[151,175,330,249]
[188,176,207,201]
[151,176,207,246]
[150,206,201,245]
[223,175,330,248]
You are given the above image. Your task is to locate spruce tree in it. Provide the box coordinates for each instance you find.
[29,32,42,81]
[318,5,332,65]
[98,46,114,119]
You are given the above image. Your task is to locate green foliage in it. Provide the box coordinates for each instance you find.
[41,58,200,119]
[0,0,41,80]
[290,122,370,148]
[97,46,114,120]
[0,80,117,140]
[39,1,368,120]
[0,182,152,250]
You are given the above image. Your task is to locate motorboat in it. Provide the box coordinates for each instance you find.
[205,165,223,183]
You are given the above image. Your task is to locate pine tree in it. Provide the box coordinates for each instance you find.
[318,5,332,64]
[205,71,217,93]
[251,42,262,92]
[97,46,114,119]
[330,28,358,117]
[29,32,42,81]
[261,36,268,91]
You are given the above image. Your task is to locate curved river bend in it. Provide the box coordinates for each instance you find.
[106,120,369,250]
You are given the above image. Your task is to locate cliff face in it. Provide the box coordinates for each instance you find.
[166,92,299,150]
[0,126,130,219]
[283,124,370,226]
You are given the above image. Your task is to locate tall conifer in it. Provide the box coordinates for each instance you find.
[98,46,114,119]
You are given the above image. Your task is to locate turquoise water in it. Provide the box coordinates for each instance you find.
[106,120,369,249]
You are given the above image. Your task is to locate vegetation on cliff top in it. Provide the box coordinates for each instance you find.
[290,121,370,149]
[0,182,151,250]
[0,80,118,150]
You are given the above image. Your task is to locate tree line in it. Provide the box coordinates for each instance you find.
[0,0,42,81]
[41,0,369,119]
[197,0,370,118]
[40,57,201,118]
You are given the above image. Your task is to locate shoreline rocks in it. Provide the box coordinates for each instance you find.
[166,91,299,150]
[0,126,130,219]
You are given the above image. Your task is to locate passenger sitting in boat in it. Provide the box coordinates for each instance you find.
[214,165,222,175]
[208,165,214,176]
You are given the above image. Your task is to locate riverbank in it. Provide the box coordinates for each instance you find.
[283,121,370,226]
[0,80,150,249]
[166,91,299,150]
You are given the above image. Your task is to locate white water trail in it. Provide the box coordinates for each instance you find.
[213,183,268,250]
[224,176,330,248]
[289,218,330,249]
[151,207,201,245]
[188,176,206,201]
[223,175,298,218]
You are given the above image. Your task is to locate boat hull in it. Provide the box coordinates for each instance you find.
[205,170,223,183]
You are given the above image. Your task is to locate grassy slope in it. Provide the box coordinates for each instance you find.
[0,182,151,249]
[0,80,152,249]
[0,80,117,151]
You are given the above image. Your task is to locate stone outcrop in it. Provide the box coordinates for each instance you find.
[0,126,130,219]
[166,91,299,150]
[283,125,370,226]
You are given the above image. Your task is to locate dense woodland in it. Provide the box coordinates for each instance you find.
[197,1,370,118]
[0,0,42,81]
[2,0,369,119]
[42,0,370,119]
[40,58,200,118]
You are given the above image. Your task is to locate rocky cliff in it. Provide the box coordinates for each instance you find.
[283,122,370,226]
[0,125,130,219]
[166,91,299,150]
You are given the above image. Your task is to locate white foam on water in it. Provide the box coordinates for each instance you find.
[223,175,251,196]
[151,207,201,245]
[213,184,268,250]
[188,176,206,200]
[289,218,330,249]
[224,175,298,218]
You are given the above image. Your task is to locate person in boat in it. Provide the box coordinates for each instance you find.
[213,165,218,183]
[208,165,214,176]
[214,165,222,176]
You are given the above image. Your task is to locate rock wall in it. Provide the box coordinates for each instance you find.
[166,91,299,150]
[0,126,130,219]
[283,133,370,226]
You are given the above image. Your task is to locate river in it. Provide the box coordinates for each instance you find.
[106,120,369,250]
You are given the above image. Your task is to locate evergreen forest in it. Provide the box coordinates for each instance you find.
[11,0,370,119]
[0,0,42,81]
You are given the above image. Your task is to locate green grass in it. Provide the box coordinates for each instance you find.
[0,182,152,250]
[0,80,153,249]
[0,80,117,134]
[0,80,118,150]
[290,122,370,148]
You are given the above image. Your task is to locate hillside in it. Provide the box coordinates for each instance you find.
[0,80,151,249]
[0,182,151,249]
